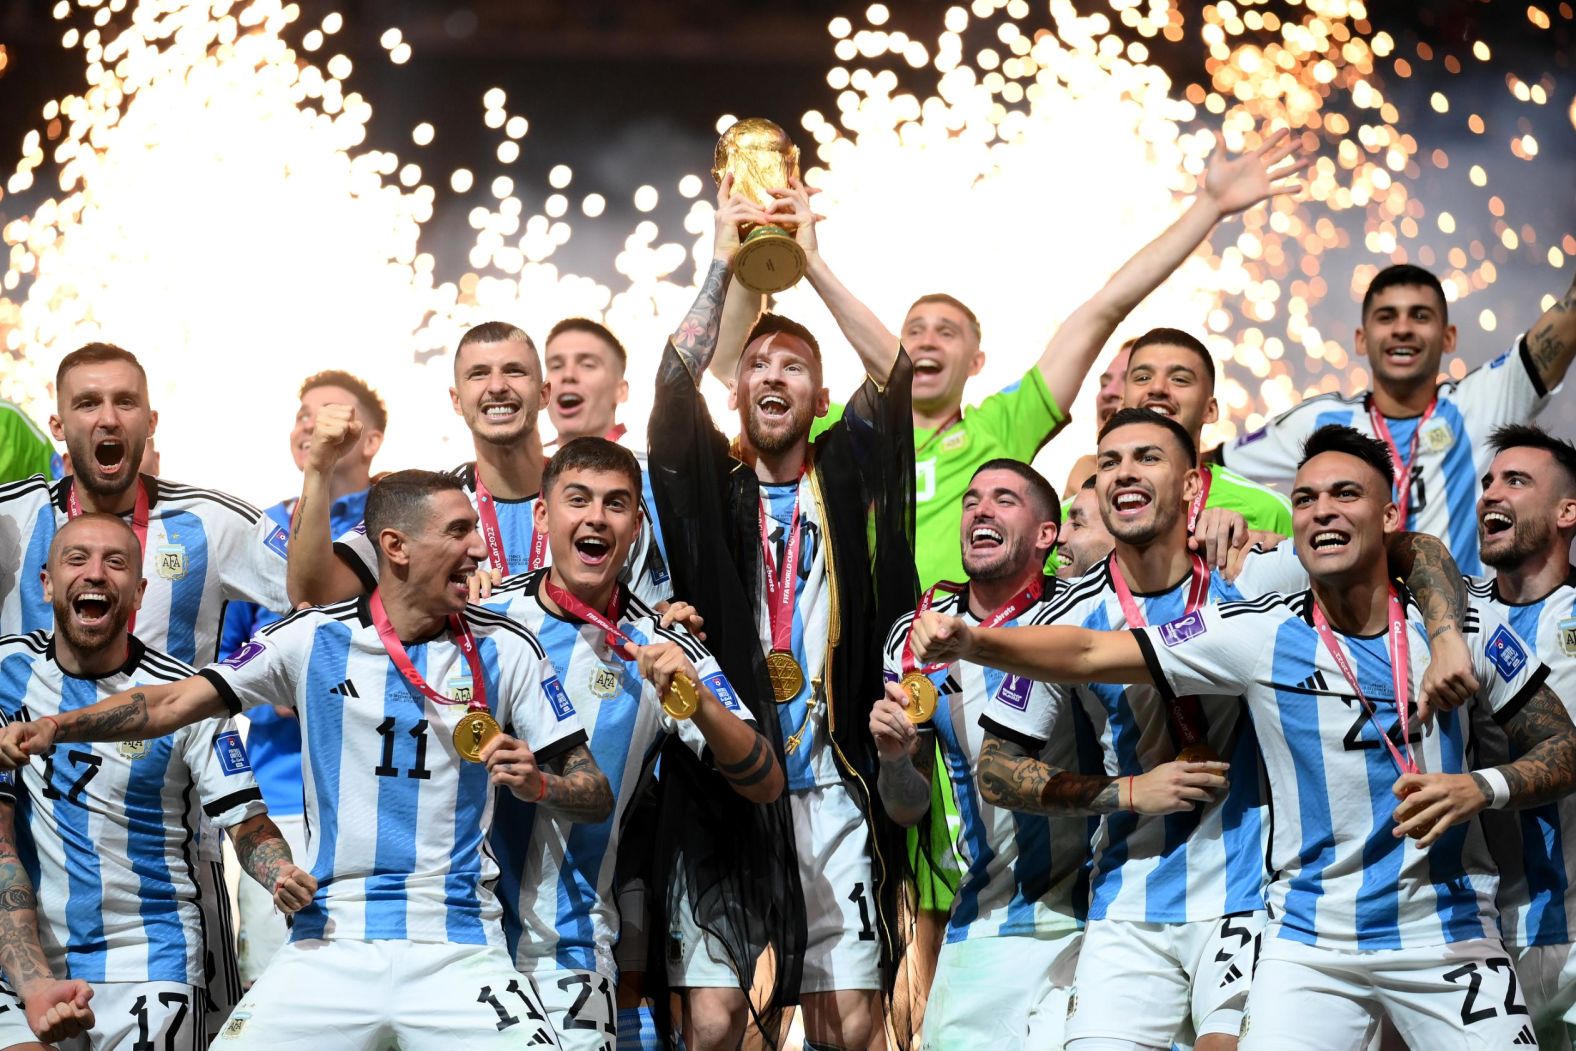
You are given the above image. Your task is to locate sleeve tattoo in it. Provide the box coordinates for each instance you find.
[877,740,934,823]
[1479,683,1576,810]
[1527,273,1576,388]
[231,816,295,891]
[544,744,614,821]
[672,258,732,380]
[0,814,54,989]
[976,733,1122,815]
[1388,533,1467,636]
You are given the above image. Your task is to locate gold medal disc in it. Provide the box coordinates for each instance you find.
[899,672,938,724]
[454,710,503,763]
[1175,742,1221,763]
[1398,782,1433,839]
[766,651,805,703]
[662,673,700,721]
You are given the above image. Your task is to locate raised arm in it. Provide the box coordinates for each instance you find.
[671,175,771,383]
[0,677,227,769]
[1526,267,1576,391]
[978,732,1228,817]
[0,800,94,1043]
[229,812,317,915]
[286,403,367,605]
[767,179,901,385]
[1036,125,1311,412]
[908,612,1153,687]
[706,276,766,392]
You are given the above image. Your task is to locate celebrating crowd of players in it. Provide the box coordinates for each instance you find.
[0,123,1574,1051]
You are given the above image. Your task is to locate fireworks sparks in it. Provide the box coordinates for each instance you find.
[0,1,1569,501]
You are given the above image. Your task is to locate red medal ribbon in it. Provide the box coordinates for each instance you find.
[1111,553,1213,752]
[370,589,489,713]
[1311,586,1417,775]
[543,578,636,661]
[915,409,964,458]
[759,479,805,656]
[1186,463,1214,533]
[1367,397,1437,527]
[902,577,1042,675]
[68,478,149,635]
[473,473,548,577]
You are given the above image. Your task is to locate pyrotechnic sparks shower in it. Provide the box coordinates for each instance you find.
[0,0,1570,501]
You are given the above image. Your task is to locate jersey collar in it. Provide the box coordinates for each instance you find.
[1490,565,1576,607]
[45,632,146,680]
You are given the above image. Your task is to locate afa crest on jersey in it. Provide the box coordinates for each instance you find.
[588,665,621,699]
[156,543,187,581]
[1418,422,1454,454]
[445,676,474,704]
[117,740,150,761]
[1559,617,1576,658]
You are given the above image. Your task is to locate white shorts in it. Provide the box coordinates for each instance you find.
[531,968,617,1051]
[922,928,1080,1051]
[1065,911,1262,1047]
[214,939,558,1050]
[236,813,307,986]
[57,980,205,1051]
[666,782,880,994]
[196,856,242,1035]
[1513,940,1576,1046]
[1240,934,1536,1050]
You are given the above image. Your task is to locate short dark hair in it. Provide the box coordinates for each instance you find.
[745,313,821,364]
[969,458,1061,526]
[907,293,981,342]
[1099,406,1199,466]
[300,370,388,434]
[1489,424,1576,492]
[1128,327,1216,386]
[1298,424,1395,490]
[48,512,141,565]
[547,317,627,371]
[543,436,642,497]
[454,321,537,373]
[56,343,147,392]
[1361,264,1448,323]
[364,470,466,546]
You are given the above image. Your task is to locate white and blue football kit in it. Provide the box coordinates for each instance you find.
[331,461,673,608]
[0,632,267,1051]
[1136,590,1544,1049]
[1471,570,1576,1044]
[883,581,1089,1051]
[485,570,752,1051]
[987,553,1300,1048]
[1219,336,1549,574]
[202,597,585,1050]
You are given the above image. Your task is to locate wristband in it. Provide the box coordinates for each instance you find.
[534,773,550,804]
[1476,767,1511,810]
[40,714,61,742]
[1127,774,1136,812]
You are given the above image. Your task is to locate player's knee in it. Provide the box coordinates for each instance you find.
[802,991,879,1051]
[681,987,747,1051]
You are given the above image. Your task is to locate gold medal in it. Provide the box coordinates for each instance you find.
[453,709,502,763]
[1175,742,1221,763]
[1398,782,1433,839]
[766,650,805,703]
[662,673,700,721]
[899,671,938,724]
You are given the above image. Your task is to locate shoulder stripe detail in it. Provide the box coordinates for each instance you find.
[0,474,51,504]
[1218,593,1294,619]
[257,599,356,637]
[1030,564,1111,626]
[153,480,264,522]
[137,646,198,680]
[464,605,548,659]
[651,623,710,662]
[0,631,50,656]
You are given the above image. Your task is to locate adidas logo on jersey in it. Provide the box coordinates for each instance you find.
[1218,962,1243,987]
[329,679,360,698]
[1513,1024,1537,1044]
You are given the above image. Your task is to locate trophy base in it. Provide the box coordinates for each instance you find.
[735,226,807,295]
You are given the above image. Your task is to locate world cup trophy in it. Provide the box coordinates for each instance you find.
[711,117,807,295]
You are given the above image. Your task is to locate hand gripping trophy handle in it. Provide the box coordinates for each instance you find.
[712,117,808,295]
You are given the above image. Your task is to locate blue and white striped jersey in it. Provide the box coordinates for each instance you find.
[1469,570,1576,948]
[1220,337,1548,575]
[1136,590,1546,950]
[331,460,673,608]
[988,556,1276,924]
[884,580,1093,943]
[0,632,266,985]
[758,477,839,791]
[0,475,292,666]
[484,569,752,976]
[198,597,587,947]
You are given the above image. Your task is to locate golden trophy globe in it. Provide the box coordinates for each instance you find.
[712,118,807,295]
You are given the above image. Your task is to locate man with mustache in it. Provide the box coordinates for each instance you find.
[1214,264,1576,573]
[913,424,1573,1049]
[0,471,614,1050]
[0,513,310,1050]
[1466,424,1576,1046]
[286,322,672,608]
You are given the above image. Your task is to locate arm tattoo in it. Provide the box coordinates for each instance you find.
[1494,683,1576,810]
[0,822,54,989]
[716,733,774,789]
[543,744,614,822]
[877,742,934,823]
[231,816,294,891]
[291,496,307,538]
[1527,274,1576,387]
[977,734,1121,816]
[671,258,731,379]
[1388,533,1467,636]
[58,691,152,743]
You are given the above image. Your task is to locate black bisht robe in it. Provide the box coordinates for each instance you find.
[642,340,918,1036]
